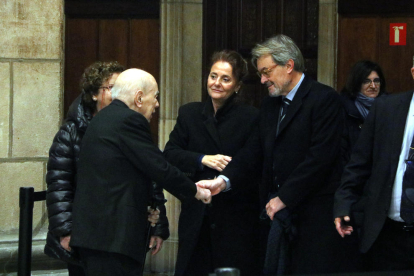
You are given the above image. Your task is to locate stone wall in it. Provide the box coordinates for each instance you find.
[0,0,64,272]
[150,0,203,273]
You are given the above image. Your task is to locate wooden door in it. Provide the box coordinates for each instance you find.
[203,0,319,108]
[337,1,414,94]
[65,1,160,143]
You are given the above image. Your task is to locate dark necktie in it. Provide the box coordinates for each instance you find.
[400,137,414,224]
[280,98,291,122]
[276,98,291,135]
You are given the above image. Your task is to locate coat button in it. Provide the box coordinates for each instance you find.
[210,224,216,230]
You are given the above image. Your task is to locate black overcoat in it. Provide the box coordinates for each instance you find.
[163,96,261,275]
[223,76,359,274]
[70,100,197,262]
[334,91,414,253]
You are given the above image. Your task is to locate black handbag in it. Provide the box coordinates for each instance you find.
[44,232,82,266]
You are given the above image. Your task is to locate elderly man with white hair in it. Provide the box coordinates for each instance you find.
[70,69,212,276]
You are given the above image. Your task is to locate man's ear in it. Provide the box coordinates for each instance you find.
[286,59,294,74]
[135,90,144,107]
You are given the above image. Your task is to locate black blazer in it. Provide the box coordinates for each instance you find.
[334,91,414,253]
[163,96,261,275]
[70,100,197,262]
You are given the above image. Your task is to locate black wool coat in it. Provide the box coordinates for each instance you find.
[164,95,261,275]
[70,100,194,262]
[223,76,359,274]
[45,96,170,264]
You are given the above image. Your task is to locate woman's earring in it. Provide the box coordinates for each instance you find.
[235,91,238,94]
[92,96,97,101]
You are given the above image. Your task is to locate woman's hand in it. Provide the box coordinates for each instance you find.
[202,154,232,172]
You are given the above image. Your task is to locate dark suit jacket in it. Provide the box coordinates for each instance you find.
[163,96,261,275]
[334,91,414,253]
[223,76,356,273]
[70,100,197,262]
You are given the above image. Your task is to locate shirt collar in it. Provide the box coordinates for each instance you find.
[284,73,305,101]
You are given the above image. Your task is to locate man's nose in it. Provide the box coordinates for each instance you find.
[261,74,268,84]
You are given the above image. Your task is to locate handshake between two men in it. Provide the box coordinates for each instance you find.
[194,153,231,203]
[195,177,228,204]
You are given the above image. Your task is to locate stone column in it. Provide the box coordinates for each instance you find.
[317,0,338,89]
[0,0,64,271]
[146,0,203,273]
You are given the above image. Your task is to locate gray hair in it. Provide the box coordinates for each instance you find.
[251,34,305,72]
[111,69,152,100]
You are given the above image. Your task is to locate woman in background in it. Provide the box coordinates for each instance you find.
[341,60,386,163]
[164,50,261,276]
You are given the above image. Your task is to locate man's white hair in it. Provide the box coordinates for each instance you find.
[111,68,154,100]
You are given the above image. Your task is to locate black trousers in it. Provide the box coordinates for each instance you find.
[78,247,143,276]
[367,218,414,272]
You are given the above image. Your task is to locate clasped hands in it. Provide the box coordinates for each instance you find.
[194,177,227,204]
[194,154,231,203]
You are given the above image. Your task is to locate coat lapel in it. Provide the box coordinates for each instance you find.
[264,97,281,160]
[390,91,413,162]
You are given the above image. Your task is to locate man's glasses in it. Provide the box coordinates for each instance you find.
[362,78,381,86]
[257,64,278,78]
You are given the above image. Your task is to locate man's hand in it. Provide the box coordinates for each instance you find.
[202,154,232,172]
[334,216,353,238]
[195,186,212,203]
[147,207,160,227]
[265,196,286,220]
[196,178,226,196]
[60,235,71,252]
[149,236,164,255]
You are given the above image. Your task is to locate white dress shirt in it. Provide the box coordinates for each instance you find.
[389,92,414,221]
